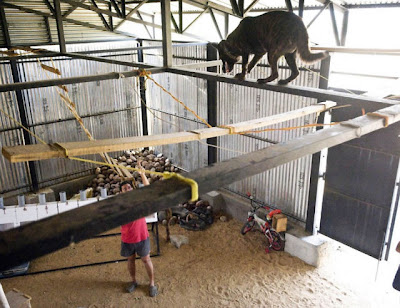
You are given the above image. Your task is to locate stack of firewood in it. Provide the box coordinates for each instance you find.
[88,149,179,196]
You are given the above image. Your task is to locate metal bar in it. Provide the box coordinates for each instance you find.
[165,67,398,106]
[121,0,126,17]
[1,6,39,192]
[307,2,330,28]
[114,0,149,31]
[137,11,153,39]
[243,0,260,16]
[182,8,208,33]
[44,16,53,43]
[238,0,244,16]
[44,0,56,14]
[209,9,223,41]
[182,0,234,16]
[170,12,180,33]
[0,67,165,93]
[285,0,293,12]
[298,0,304,17]
[207,43,218,165]
[179,0,183,33]
[109,0,123,17]
[54,0,67,53]
[329,2,341,46]
[137,40,149,136]
[224,13,229,38]
[2,102,400,270]
[229,0,240,16]
[90,0,112,31]
[341,9,349,46]
[161,0,173,67]
[63,0,85,17]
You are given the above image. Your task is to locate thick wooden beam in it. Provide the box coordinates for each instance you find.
[2,103,336,163]
[1,103,400,270]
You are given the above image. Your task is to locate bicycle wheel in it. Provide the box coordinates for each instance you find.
[270,230,284,251]
[240,220,255,235]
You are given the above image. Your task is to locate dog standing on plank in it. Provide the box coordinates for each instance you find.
[213,11,329,85]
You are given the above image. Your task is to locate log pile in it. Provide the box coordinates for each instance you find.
[88,149,179,197]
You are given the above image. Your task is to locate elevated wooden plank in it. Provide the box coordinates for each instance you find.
[1,102,335,162]
[1,103,399,271]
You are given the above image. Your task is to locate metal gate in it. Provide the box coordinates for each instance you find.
[307,101,400,259]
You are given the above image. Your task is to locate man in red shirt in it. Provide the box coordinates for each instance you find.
[120,163,157,297]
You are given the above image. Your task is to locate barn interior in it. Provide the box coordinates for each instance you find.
[1,0,400,306]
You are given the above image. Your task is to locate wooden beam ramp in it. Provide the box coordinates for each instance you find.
[2,102,336,163]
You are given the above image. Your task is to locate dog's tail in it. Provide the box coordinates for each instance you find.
[297,30,329,63]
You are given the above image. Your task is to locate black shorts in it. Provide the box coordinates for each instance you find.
[121,237,150,258]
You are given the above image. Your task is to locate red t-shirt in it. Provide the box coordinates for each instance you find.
[121,217,149,244]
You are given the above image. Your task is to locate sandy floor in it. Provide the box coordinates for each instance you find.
[1,218,400,308]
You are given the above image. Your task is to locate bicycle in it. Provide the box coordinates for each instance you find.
[240,192,285,253]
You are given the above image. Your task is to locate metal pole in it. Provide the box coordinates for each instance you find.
[299,0,304,17]
[161,0,173,67]
[341,10,349,46]
[54,0,66,52]
[329,3,341,46]
[137,40,149,136]
[207,43,218,165]
[0,6,40,192]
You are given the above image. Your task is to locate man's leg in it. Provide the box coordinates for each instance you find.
[141,254,157,297]
[126,254,138,293]
[141,254,154,286]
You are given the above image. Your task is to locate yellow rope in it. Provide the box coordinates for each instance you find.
[139,69,212,128]
[0,107,47,145]
[69,156,199,202]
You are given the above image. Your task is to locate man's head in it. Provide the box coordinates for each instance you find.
[120,180,134,193]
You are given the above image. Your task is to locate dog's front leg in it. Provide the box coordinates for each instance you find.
[234,53,249,81]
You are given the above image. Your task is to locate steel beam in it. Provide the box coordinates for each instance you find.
[0,68,165,93]
[298,0,304,17]
[2,103,400,270]
[137,40,149,137]
[161,0,173,67]
[90,0,112,31]
[137,11,153,39]
[113,0,149,31]
[244,0,260,16]
[307,2,330,28]
[165,67,398,106]
[54,0,67,52]
[182,8,208,33]
[206,43,218,165]
[209,9,223,41]
[341,9,349,46]
[285,0,293,12]
[329,2,341,46]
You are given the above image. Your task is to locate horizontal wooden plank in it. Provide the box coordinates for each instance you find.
[2,103,334,162]
[1,103,399,270]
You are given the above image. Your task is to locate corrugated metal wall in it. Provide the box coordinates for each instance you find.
[219,58,321,221]
[143,41,209,171]
[0,41,142,194]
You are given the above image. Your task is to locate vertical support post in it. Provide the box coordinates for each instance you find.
[44,16,53,43]
[224,13,229,38]
[341,10,349,46]
[329,3,341,46]
[137,40,149,137]
[179,0,183,33]
[285,0,293,12]
[207,43,218,165]
[161,0,173,67]
[1,7,39,192]
[318,56,331,92]
[54,0,66,52]
[313,109,332,235]
[298,0,304,18]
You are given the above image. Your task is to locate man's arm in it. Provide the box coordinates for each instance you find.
[137,161,150,186]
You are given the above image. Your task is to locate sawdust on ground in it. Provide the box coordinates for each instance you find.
[1,218,399,308]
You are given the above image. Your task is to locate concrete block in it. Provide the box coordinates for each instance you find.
[200,191,226,212]
[284,233,327,267]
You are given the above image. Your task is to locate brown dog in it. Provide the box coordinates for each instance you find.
[213,11,328,84]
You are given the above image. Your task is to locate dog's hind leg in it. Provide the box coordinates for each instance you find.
[257,53,279,84]
[234,53,249,81]
[278,52,299,85]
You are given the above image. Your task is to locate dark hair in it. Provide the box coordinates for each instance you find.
[120,180,133,188]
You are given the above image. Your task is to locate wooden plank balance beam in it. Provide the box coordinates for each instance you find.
[2,102,336,163]
[0,103,399,270]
